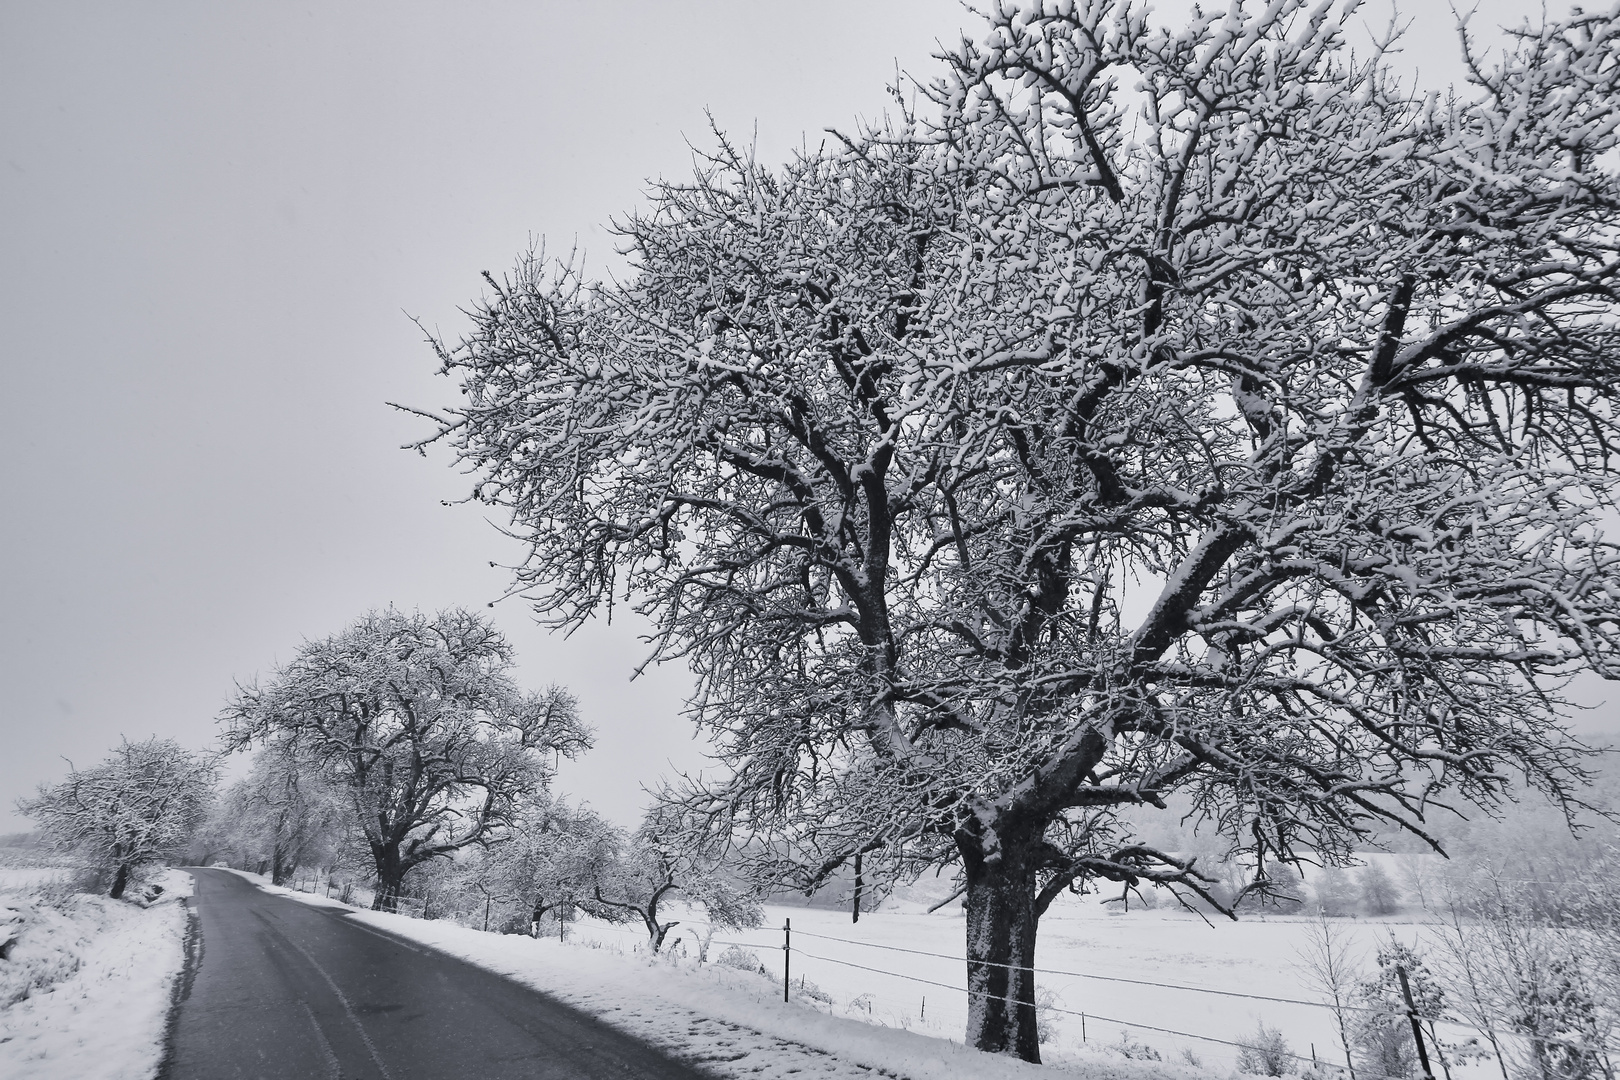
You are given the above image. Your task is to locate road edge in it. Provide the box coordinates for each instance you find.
[154,877,203,1080]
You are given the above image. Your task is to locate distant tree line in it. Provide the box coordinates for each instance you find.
[399,795,762,952]
[198,605,760,947]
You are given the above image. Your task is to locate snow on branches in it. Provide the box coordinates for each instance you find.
[418,0,1620,1061]
[20,738,217,899]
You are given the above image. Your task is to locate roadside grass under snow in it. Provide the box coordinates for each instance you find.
[0,868,192,1080]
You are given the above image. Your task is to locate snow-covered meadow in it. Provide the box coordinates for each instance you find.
[0,867,76,896]
[583,860,1447,1077]
[0,867,191,1080]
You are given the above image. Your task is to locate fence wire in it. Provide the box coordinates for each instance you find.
[411,902,1620,1067]
[717,924,1619,1061]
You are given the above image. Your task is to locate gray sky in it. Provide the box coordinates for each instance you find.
[1,0,1597,834]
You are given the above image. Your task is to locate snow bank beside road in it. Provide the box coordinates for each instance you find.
[243,871,1197,1080]
[365,911,1200,1080]
[0,869,192,1080]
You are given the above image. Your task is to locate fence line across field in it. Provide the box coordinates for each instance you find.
[650,925,1617,1071]
[341,895,1619,1066]
[734,925,1620,1060]
[785,945,1417,1080]
[790,928,1399,1015]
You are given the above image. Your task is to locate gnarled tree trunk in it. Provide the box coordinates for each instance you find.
[272,839,292,886]
[372,846,405,912]
[961,830,1042,1062]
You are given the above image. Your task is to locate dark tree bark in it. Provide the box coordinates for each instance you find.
[371,845,406,912]
[271,839,292,887]
[109,862,130,901]
[961,836,1041,1060]
[959,854,1036,1055]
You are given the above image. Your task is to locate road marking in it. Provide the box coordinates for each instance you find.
[272,923,397,1080]
[298,999,345,1080]
[334,916,430,956]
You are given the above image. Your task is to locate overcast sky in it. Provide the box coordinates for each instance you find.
[1,0,1599,835]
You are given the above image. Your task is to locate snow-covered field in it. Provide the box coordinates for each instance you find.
[0,869,192,1080]
[251,861,1469,1080]
[700,894,1420,1074]
[594,866,1447,1077]
[0,867,76,895]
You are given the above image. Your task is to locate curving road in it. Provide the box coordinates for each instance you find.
[164,868,712,1079]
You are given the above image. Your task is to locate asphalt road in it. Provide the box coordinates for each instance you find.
[165,868,713,1079]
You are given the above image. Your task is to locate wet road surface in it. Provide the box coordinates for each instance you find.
[165,868,712,1079]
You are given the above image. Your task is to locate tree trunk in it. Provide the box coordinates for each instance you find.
[645,890,677,953]
[962,839,1041,1063]
[372,846,405,912]
[109,862,130,900]
[372,876,403,912]
[271,841,290,886]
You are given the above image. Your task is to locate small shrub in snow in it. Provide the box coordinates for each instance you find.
[714,944,768,977]
[1034,988,1063,1044]
[1234,1021,1294,1076]
[795,977,834,1004]
[1108,1032,1162,1061]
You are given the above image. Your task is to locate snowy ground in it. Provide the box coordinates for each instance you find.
[0,869,192,1080]
[0,867,76,895]
[574,867,1456,1078]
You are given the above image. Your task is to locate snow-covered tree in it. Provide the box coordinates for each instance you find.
[222,608,590,910]
[194,740,352,883]
[1433,865,1618,1080]
[1242,859,1307,914]
[20,737,217,899]
[1313,865,1359,918]
[419,1,1620,1060]
[1354,937,1446,1080]
[583,809,763,953]
[480,793,621,935]
[1361,861,1402,916]
[1294,914,1367,1080]
[521,799,620,930]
